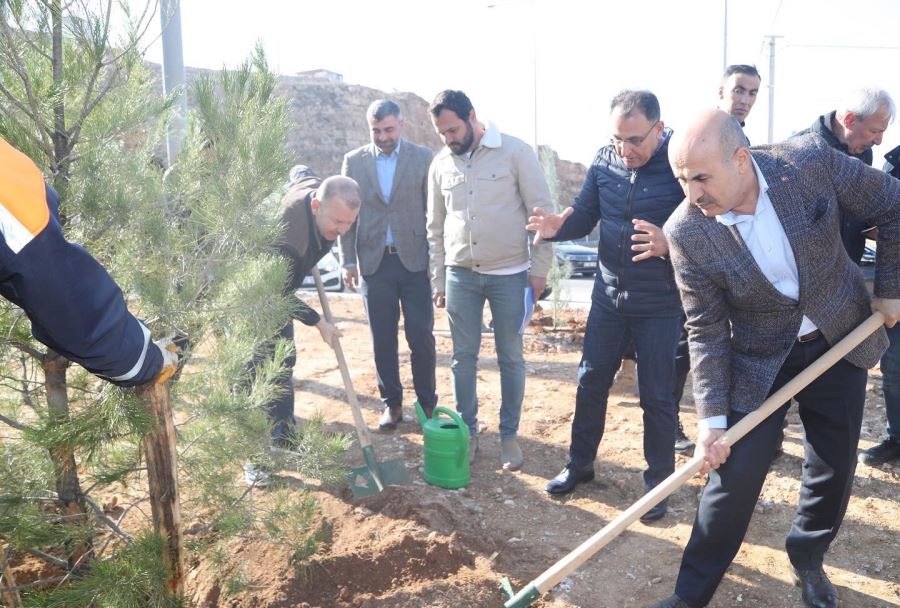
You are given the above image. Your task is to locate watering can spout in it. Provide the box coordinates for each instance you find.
[414,401,427,427]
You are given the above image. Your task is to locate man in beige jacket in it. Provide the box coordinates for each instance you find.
[427,89,552,471]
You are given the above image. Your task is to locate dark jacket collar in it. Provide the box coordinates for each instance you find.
[808,111,873,165]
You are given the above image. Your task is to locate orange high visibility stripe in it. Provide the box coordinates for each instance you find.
[0,137,50,239]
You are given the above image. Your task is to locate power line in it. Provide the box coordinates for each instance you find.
[770,0,785,31]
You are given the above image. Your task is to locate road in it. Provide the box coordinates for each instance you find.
[541,274,594,310]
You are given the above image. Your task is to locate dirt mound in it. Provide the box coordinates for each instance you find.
[187,489,519,608]
[186,297,900,607]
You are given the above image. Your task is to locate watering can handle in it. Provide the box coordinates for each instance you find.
[433,406,470,468]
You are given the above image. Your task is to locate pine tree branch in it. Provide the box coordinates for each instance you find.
[94,495,148,559]
[80,494,134,545]
[67,0,114,152]
[0,575,67,593]
[2,340,45,361]
[97,0,162,69]
[0,84,54,156]
[5,0,53,63]
[0,413,28,432]
[23,549,68,570]
[0,375,42,388]
[0,17,53,147]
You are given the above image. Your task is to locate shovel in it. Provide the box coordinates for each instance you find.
[310,267,410,498]
[502,312,886,607]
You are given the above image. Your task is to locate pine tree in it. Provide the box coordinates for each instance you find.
[539,146,572,327]
[0,3,349,604]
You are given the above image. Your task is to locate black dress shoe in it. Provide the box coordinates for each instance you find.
[640,498,668,523]
[791,565,838,608]
[378,406,402,431]
[648,594,694,608]
[545,464,594,495]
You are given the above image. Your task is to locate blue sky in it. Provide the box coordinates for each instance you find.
[141,0,900,165]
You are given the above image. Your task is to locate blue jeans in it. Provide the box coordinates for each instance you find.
[880,323,900,440]
[569,296,680,489]
[359,253,437,410]
[445,266,527,439]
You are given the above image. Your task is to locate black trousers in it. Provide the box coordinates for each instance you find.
[263,320,297,443]
[674,335,866,607]
[622,318,690,416]
[359,252,437,409]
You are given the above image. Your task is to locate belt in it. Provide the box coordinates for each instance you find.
[385,245,398,254]
[797,329,822,343]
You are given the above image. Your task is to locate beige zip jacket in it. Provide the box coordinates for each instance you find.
[426,121,553,293]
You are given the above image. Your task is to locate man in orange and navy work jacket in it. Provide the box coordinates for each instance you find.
[0,137,175,385]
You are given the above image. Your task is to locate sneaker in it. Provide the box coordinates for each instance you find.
[378,405,403,431]
[674,420,695,454]
[243,461,271,488]
[858,437,900,467]
[500,437,524,471]
[469,435,479,464]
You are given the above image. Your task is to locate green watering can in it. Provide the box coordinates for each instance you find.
[415,403,470,489]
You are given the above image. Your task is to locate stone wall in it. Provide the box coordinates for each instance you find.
[175,66,587,211]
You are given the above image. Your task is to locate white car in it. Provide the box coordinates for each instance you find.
[300,247,344,292]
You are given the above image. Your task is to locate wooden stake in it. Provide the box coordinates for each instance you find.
[137,380,183,598]
[0,545,22,608]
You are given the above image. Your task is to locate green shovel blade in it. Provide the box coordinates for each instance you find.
[347,445,411,498]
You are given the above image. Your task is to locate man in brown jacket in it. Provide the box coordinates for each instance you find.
[245,172,360,486]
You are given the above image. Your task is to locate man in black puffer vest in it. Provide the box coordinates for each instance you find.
[529,90,684,521]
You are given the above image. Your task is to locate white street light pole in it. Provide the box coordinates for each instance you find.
[723,0,728,70]
[765,34,782,144]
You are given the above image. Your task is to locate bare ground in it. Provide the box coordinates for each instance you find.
[101,295,900,606]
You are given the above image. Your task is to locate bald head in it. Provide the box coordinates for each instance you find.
[669,109,747,169]
[317,175,361,210]
[311,175,361,241]
[668,109,758,218]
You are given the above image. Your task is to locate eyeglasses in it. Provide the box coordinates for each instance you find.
[610,120,659,148]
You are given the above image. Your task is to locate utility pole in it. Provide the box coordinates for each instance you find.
[723,0,728,70]
[532,11,538,153]
[160,0,186,164]
[765,34,782,144]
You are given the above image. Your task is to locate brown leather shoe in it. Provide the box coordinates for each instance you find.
[378,406,403,431]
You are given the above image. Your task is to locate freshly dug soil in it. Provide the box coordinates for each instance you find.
[185,296,899,607]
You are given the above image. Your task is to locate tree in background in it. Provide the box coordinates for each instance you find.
[539,146,572,328]
[0,2,348,604]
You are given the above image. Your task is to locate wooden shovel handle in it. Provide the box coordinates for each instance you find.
[528,312,886,595]
[310,267,373,449]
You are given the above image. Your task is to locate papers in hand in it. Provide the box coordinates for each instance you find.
[519,287,535,335]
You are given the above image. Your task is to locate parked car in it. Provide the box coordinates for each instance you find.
[554,240,598,277]
[861,245,875,282]
[300,246,344,292]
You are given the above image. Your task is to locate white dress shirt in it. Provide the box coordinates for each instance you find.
[700,157,817,430]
